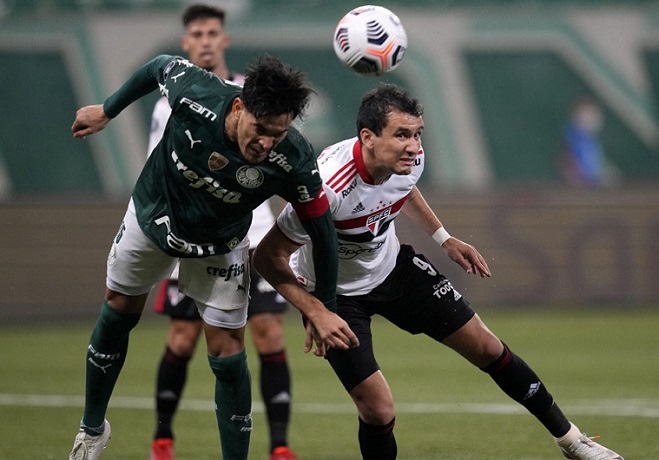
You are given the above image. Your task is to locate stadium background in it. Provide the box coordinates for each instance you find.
[1,0,659,321]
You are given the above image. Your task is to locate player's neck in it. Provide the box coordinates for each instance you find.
[210,62,231,80]
[361,147,391,184]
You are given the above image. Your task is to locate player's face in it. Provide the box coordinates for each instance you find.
[363,110,424,179]
[231,99,293,164]
[181,18,229,71]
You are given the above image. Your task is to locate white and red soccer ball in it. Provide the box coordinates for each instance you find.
[333,5,408,76]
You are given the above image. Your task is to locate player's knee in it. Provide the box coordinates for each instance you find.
[350,374,395,424]
[208,349,248,383]
[356,397,395,425]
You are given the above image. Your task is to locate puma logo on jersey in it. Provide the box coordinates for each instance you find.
[185,129,202,149]
[170,71,185,82]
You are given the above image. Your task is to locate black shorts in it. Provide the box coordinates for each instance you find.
[247,250,287,317]
[152,249,286,320]
[327,244,476,392]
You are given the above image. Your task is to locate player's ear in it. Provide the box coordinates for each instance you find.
[360,128,374,148]
[231,97,244,114]
[181,35,189,53]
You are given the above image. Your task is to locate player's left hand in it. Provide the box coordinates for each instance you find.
[442,237,491,277]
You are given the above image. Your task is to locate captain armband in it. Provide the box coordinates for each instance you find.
[431,227,452,246]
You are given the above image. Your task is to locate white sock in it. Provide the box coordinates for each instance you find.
[554,422,582,446]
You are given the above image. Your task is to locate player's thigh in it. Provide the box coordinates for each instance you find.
[327,296,379,392]
[376,248,475,342]
[248,313,285,353]
[106,209,177,295]
[178,239,250,344]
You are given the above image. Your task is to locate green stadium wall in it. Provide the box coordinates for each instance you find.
[1,3,658,317]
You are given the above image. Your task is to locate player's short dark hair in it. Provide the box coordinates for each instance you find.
[241,54,314,120]
[356,84,423,137]
[182,3,226,26]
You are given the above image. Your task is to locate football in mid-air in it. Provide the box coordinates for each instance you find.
[333,5,407,76]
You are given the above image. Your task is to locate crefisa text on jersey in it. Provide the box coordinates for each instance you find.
[206,263,246,281]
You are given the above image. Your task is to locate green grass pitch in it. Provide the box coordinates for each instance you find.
[1,307,657,459]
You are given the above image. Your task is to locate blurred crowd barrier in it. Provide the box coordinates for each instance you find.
[1,186,657,324]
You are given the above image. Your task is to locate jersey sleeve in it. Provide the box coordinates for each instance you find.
[147,97,170,158]
[103,54,176,119]
[276,203,311,245]
[297,207,338,312]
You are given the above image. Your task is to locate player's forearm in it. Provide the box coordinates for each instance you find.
[402,186,443,236]
[252,242,327,319]
[103,55,173,118]
[299,209,338,312]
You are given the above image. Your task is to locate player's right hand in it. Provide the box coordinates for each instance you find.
[304,310,359,357]
[72,104,111,139]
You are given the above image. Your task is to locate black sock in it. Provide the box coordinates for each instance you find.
[260,350,291,451]
[358,417,397,460]
[154,347,191,440]
[481,343,571,437]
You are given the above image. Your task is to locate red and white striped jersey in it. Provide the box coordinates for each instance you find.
[277,137,424,295]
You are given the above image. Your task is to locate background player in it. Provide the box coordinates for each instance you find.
[147,5,296,460]
[254,84,623,460]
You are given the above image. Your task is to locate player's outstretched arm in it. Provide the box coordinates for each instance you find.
[71,104,111,139]
[402,185,491,277]
[252,225,359,355]
[441,237,491,278]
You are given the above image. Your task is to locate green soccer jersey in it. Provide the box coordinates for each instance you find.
[102,55,338,310]
[104,55,323,257]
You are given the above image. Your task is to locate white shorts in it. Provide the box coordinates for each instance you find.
[106,206,250,328]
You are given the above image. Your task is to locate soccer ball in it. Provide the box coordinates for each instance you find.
[333,5,407,76]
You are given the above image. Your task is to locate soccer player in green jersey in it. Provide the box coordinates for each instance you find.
[68,53,359,460]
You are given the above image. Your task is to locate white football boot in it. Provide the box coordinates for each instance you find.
[69,420,111,460]
[555,423,623,460]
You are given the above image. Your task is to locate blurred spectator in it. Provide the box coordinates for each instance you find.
[560,96,619,187]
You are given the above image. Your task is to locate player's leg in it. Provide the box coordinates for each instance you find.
[349,371,397,460]
[71,209,176,460]
[327,297,397,460]
[444,315,623,459]
[180,241,252,459]
[151,285,203,460]
[246,253,295,459]
[443,315,572,435]
[204,317,251,460]
[155,318,203,439]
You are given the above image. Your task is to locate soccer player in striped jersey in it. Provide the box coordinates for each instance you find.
[68,53,358,460]
[254,84,623,460]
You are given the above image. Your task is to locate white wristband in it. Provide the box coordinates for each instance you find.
[431,227,451,246]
